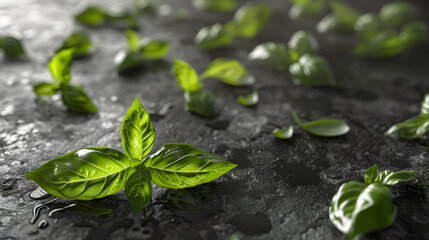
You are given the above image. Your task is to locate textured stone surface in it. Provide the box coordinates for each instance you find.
[1,0,429,239]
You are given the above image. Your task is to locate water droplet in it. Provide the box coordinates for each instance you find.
[30,187,51,200]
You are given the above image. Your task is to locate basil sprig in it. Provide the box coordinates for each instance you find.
[56,31,94,58]
[75,5,138,29]
[26,97,236,212]
[33,49,98,113]
[0,36,27,60]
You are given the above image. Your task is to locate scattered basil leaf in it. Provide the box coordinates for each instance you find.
[201,58,255,86]
[192,0,237,12]
[400,21,428,45]
[353,13,384,39]
[293,112,349,137]
[56,31,94,58]
[144,143,237,189]
[125,29,140,52]
[231,3,271,38]
[184,89,214,118]
[49,49,74,83]
[319,1,359,33]
[377,170,423,186]
[194,23,234,49]
[0,36,26,59]
[125,165,153,212]
[287,31,319,58]
[25,147,133,200]
[248,42,295,70]
[364,164,379,184]
[114,50,145,74]
[34,83,62,96]
[289,0,326,20]
[330,181,395,240]
[273,126,294,139]
[385,115,429,140]
[174,59,202,92]
[61,84,99,113]
[75,6,107,27]
[380,1,419,27]
[140,39,170,60]
[354,30,406,58]
[289,54,335,86]
[237,90,259,106]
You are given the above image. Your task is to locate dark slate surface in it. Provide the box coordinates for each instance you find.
[1,0,429,239]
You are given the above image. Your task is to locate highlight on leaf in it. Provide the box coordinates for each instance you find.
[289,54,335,86]
[293,112,349,137]
[201,58,255,86]
[237,90,259,106]
[273,126,294,139]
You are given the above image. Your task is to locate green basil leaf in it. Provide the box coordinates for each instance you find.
[293,112,349,137]
[125,29,140,52]
[140,39,170,60]
[0,36,26,59]
[273,126,294,139]
[184,89,214,118]
[121,97,156,165]
[194,23,234,49]
[56,31,94,58]
[289,54,335,86]
[201,58,255,86]
[192,0,237,12]
[364,164,379,184]
[400,21,428,45]
[376,170,422,186]
[237,90,259,106]
[49,49,74,83]
[353,13,384,39]
[421,94,429,116]
[144,143,236,189]
[354,30,406,58]
[75,6,107,27]
[385,115,429,140]
[288,0,326,19]
[231,3,271,38]
[330,181,395,240]
[114,50,145,74]
[248,42,295,70]
[174,59,202,92]
[287,31,319,57]
[322,1,360,33]
[25,147,133,200]
[380,1,419,27]
[61,84,98,113]
[34,82,61,96]
[125,165,153,212]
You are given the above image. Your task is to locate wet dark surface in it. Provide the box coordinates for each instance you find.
[2,0,429,239]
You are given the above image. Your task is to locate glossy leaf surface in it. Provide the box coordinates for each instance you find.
[287,31,318,57]
[273,126,294,139]
[293,112,349,137]
[184,89,214,118]
[174,59,202,92]
[201,58,255,86]
[49,49,74,83]
[248,42,295,70]
[125,165,153,212]
[231,3,271,38]
[354,13,384,39]
[34,82,61,96]
[57,31,94,58]
[289,54,335,86]
[364,164,379,184]
[61,84,98,113]
[237,90,259,106]
[385,115,429,139]
[194,23,234,49]
[0,36,26,59]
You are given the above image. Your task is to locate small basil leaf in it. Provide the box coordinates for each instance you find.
[105,12,139,29]
[231,3,271,38]
[125,165,153,212]
[354,31,406,58]
[289,54,335,86]
[140,39,170,60]
[194,23,234,49]
[201,58,255,86]
[237,90,259,106]
[34,82,61,96]
[25,147,133,200]
[353,13,384,39]
[114,50,145,74]
[248,42,295,70]
[144,143,237,189]
[75,6,107,27]
[380,1,419,27]
[125,29,140,52]
[174,59,202,92]
[287,31,318,57]
[121,97,156,165]
[293,112,349,137]
[184,89,214,118]
[192,0,237,12]
[330,181,395,240]
[421,94,429,116]
[61,84,98,113]
[273,126,294,139]
[322,1,360,33]
[385,115,429,140]
[49,49,74,83]
[400,21,428,45]
[364,164,379,184]
[377,170,423,186]
[0,36,26,59]
[288,0,326,19]
[56,31,94,58]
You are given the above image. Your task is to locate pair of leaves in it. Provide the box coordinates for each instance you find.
[34,49,98,113]
[192,0,237,12]
[75,6,138,29]
[0,36,26,59]
[56,31,94,58]
[293,112,349,137]
[364,164,428,186]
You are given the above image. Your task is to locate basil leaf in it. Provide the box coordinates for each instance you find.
[420,94,429,116]
[364,164,379,184]
[353,13,384,39]
[125,29,140,52]
[121,97,156,165]
[75,6,106,27]
[400,21,428,45]
[293,112,349,137]
[354,31,406,58]
[56,31,94,58]
[273,126,294,139]
[105,12,139,29]
[319,1,359,33]
[289,0,326,19]
[125,165,153,212]
[377,170,423,186]
[287,31,318,57]
[237,90,259,106]
[289,54,335,86]
[231,3,271,38]
[49,49,74,83]
[114,50,145,74]
[144,143,236,189]
[201,58,255,86]
[184,89,214,118]
[330,181,395,240]
[385,115,429,140]
[194,23,234,49]
[140,39,170,60]
[61,84,98,113]
[25,147,133,200]
[34,82,61,96]
[380,1,419,27]
[192,0,237,12]
[0,36,26,59]
[248,42,295,70]
[174,59,202,92]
